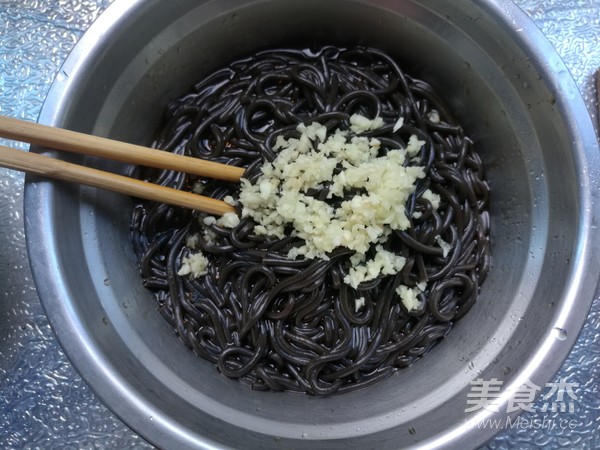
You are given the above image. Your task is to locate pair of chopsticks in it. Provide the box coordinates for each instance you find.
[0,115,245,216]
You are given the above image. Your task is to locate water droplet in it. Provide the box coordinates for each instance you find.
[103,278,111,286]
[552,327,567,341]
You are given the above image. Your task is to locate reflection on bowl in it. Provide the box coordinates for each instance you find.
[25,0,600,448]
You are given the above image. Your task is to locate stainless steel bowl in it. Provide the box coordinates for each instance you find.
[25,0,600,448]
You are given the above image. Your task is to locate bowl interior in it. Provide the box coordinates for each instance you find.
[26,0,598,448]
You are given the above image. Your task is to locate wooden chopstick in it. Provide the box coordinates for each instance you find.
[0,115,245,182]
[0,115,243,215]
[0,144,235,216]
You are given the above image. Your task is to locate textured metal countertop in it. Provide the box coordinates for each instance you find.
[1,1,598,448]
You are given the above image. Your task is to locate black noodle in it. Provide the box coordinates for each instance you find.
[130,45,491,395]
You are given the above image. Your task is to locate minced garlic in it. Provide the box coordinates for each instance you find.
[349,113,385,133]
[218,212,241,229]
[186,233,200,249]
[397,284,423,312]
[183,115,437,307]
[435,235,452,258]
[355,297,365,312]
[238,117,430,289]
[178,252,209,279]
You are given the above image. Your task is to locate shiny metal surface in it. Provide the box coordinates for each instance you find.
[1,0,599,448]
